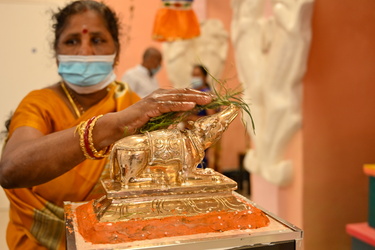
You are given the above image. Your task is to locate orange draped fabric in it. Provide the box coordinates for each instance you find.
[3,82,140,250]
[152,0,200,42]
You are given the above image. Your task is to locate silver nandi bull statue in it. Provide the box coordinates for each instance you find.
[110,104,240,187]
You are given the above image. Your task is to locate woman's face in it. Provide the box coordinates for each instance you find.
[56,10,116,56]
[192,67,205,82]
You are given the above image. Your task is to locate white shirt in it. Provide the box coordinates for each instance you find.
[121,65,159,98]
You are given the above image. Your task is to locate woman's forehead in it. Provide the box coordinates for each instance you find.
[62,10,109,34]
[193,67,203,74]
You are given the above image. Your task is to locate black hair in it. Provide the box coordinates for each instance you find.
[193,64,208,77]
[142,47,161,61]
[51,0,121,55]
[1,112,13,141]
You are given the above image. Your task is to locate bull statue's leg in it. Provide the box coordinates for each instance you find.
[117,149,149,187]
[109,134,150,187]
[177,162,189,184]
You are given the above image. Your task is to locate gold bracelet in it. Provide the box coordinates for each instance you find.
[76,115,111,160]
[77,120,96,160]
[87,115,111,159]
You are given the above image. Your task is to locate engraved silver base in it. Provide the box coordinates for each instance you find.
[97,170,238,221]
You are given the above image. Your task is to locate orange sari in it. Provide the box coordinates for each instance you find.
[3,82,140,250]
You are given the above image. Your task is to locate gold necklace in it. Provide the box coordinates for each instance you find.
[61,82,85,118]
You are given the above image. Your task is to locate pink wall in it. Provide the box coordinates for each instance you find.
[251,131,303,228]
[303,0,375,249]
[252,1,375,249]
[105,0,171,88]
[205,0,248,171]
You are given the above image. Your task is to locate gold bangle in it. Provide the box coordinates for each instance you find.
[77,120,96,160]
[76,116,111,160]
[87,115,111,159]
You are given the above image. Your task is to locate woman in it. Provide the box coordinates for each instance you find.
[190,64,217,169]
[191,65,210,92]
[0,1,212,249]
[191,64,214,116]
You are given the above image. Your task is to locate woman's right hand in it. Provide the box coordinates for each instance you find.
[123,88,212,130]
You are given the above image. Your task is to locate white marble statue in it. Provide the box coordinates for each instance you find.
[231,0,314,186]
[163,19,229,88]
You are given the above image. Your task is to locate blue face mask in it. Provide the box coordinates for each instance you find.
[151,65,161,76]
[57,54,116,87]
[191,77,203,89]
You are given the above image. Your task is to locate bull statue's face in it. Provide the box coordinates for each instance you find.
[192,104,240,149]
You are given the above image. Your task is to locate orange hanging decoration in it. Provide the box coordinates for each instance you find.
[152,0,201,42]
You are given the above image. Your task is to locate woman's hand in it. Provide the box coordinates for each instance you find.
[96,88,213,147]
[116,88,213,133]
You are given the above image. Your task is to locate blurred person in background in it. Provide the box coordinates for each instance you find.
[121,47,162,98]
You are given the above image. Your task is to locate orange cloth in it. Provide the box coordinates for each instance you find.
[152,1,200,42]
[3,82,140,250]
